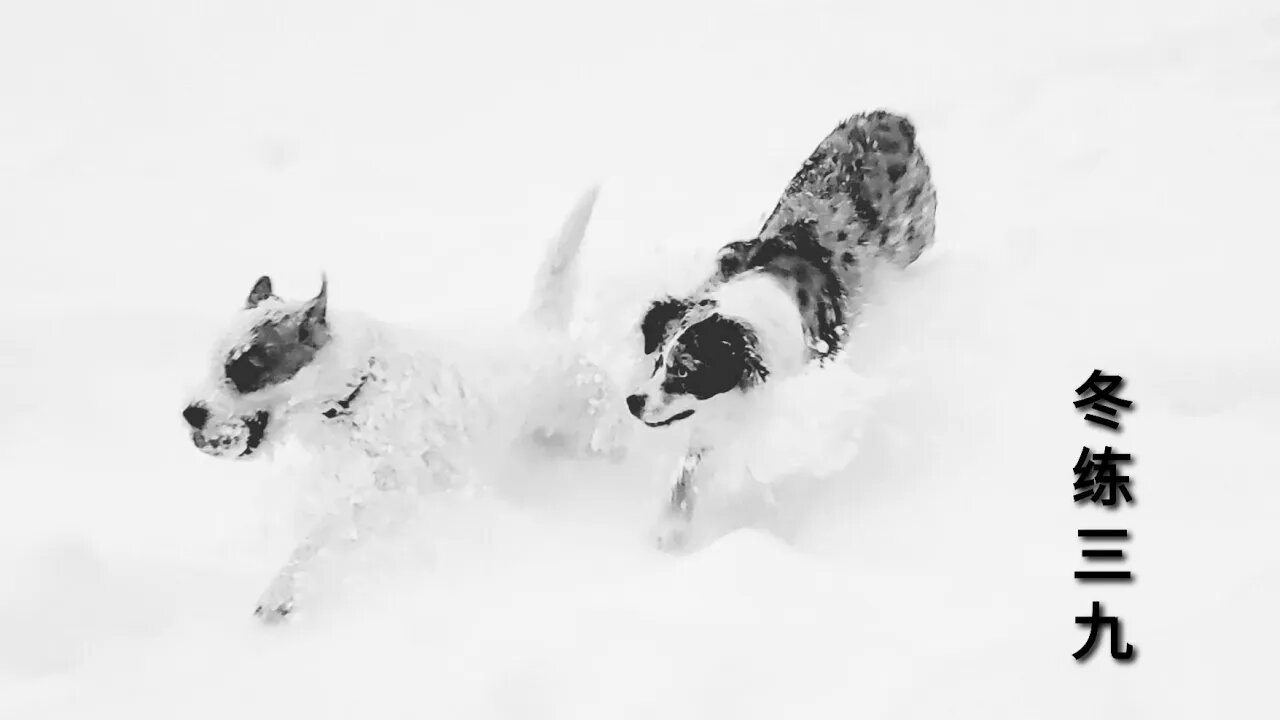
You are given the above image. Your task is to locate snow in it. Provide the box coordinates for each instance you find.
[2,1,1279,717]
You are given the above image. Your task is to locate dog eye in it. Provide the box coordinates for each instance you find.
[671,365,688,379]
[225,348,270,393]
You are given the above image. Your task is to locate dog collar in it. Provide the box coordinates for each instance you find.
[322,372,370,419]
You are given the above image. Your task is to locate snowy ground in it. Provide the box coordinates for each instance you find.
[2,1,1278,717]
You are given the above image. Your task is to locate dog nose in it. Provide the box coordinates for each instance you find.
[626,394,645,418]
[183,403,209,429]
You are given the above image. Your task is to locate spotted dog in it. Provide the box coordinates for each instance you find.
[182,188,625,621]
[629,110,938,549]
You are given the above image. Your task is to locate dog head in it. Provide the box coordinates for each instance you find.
[627,298,768,428]
[182,275,330,459]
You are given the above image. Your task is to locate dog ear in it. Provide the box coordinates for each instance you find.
[714,238,759,281]
[297,274,329,344]
[246,275,275,308]
[640,296,692,354]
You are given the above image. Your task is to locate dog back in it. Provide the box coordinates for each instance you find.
[714,110,938,357]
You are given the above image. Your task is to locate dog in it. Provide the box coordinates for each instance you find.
[182,187,625,621]
[628,110,938,550]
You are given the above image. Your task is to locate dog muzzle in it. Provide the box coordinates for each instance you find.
[190,410,271,459]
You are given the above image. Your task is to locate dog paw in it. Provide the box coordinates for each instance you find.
[253,600,293,624]
[253,576,296,624]
[653,515,692,553]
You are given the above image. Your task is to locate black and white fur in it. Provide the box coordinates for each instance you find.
[628,273,809,549]
[629,110,938,550]
[182,188,626,621]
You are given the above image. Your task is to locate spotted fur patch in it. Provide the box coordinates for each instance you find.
[717,109,938,358]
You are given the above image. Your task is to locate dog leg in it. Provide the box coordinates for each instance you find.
[654,445,708,552]
[254,508,348,623]
[254,477,411,623]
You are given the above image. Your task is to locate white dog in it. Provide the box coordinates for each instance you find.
[182,188,625,621]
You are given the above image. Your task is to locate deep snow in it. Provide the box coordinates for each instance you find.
[2,1,1278,718]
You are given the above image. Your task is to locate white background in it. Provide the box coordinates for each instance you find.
[1,1,1277,717]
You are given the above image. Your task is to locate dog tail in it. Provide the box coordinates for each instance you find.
[526,185,599,330]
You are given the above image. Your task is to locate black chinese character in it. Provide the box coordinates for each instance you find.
[1075,529,1133,581]
[1074,600,1136,662]
[1073,446,1134,506]
[1074,369,1133,430]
